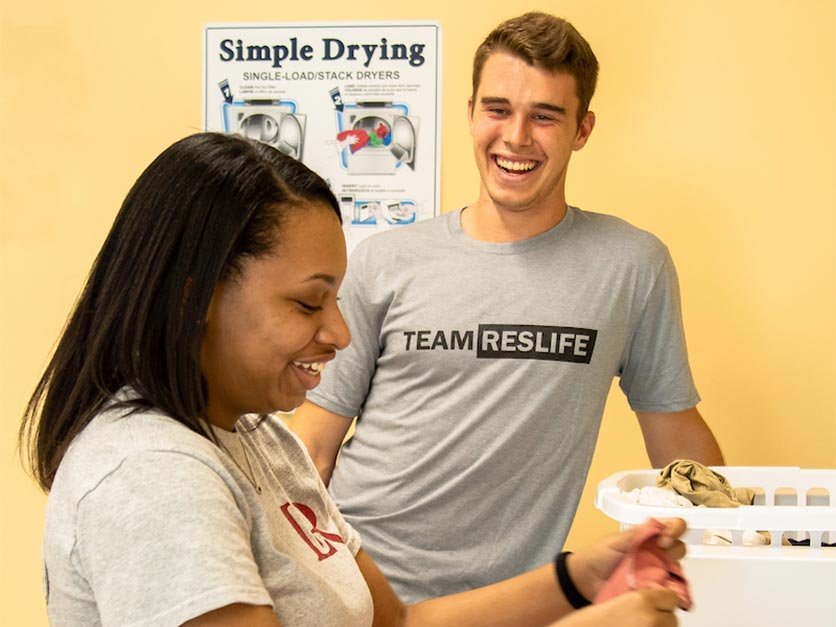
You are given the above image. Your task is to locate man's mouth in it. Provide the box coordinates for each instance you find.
[495,156,540,174]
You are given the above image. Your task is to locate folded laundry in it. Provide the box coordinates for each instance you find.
[595,518,693,610]
[787,538,836,547]
[625,486,694,507]
[657,460,755,507]
[702,529,772,546]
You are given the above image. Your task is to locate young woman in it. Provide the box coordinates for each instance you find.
[21,132,685,627]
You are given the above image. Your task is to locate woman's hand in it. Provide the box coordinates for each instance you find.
[566,518,687,603]
[550,589,680,627]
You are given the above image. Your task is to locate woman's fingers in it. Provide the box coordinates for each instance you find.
[655,518,687,549]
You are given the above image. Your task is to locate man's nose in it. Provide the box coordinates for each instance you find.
[503,114,532,148]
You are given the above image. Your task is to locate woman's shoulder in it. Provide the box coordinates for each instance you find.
[51,402,224,505]
[237,414,304,468]
[238,414,324,486]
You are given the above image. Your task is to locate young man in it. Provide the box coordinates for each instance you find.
[290,12,723,603]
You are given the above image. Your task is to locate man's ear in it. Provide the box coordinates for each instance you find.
[572,110,596,151]
[467,97,475,136]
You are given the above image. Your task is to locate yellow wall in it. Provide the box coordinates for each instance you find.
[2,1,834,623]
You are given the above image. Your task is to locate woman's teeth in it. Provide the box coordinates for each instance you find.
[496,157,537,172]
[293,361,324,375]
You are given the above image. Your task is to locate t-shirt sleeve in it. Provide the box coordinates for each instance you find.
[74,450,272,627]
[308,241,386,417]
[315,462,363,556]
[285,423,363,556]
[618,250,701,412]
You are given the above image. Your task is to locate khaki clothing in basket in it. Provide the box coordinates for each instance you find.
[657,460,755,507]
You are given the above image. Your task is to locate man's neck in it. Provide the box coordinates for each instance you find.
[460,198,568,243]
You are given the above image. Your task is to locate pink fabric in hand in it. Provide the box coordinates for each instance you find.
[594,518,692,610]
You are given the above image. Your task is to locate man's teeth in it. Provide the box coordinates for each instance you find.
[293,361,324,375]
[496,157,537,172]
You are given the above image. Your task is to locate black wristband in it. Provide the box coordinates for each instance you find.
[555,551,592,609]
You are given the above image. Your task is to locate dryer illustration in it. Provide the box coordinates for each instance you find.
[382,200,416,224]
[339,194,417,226]
[222,100,307,161]
[336,101,419,175]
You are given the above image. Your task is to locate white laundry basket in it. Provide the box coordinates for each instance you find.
[595,467,836,627]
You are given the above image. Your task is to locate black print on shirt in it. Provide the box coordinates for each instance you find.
[477,324,596,363]
[402,324,597,364]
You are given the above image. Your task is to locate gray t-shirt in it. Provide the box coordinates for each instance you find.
[43,395,373,626]
[308,206,700,602]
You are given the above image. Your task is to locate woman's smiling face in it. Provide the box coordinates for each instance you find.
[201,202,350,429]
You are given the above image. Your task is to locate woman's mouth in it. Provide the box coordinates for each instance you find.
[290,361,325,392]
[292,361,325,376]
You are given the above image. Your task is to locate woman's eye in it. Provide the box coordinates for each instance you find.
[296,300,322,313]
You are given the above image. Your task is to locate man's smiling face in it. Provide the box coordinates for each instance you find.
[469,51,594,215]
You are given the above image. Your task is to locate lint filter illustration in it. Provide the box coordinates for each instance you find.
[336,101,419,175]
[222,100,307,161]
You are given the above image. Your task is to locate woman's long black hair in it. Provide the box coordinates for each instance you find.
[19,132,340,491]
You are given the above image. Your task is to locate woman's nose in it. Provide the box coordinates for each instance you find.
[318,302,351,350]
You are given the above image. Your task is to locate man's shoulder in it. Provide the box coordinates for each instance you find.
[347,213,457,278]
[571,207,668,258]
[354,212,453,253]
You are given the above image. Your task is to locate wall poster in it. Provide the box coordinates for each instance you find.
[204,22,441,253]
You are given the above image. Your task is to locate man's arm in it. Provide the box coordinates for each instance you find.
[636,406,724,468]
[288,400,354,484]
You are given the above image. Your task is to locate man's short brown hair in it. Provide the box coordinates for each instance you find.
[472,12,599,125]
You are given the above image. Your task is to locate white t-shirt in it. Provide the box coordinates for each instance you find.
[43,394,374,627]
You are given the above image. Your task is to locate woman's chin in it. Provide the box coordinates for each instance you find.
[272,392,307,414]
